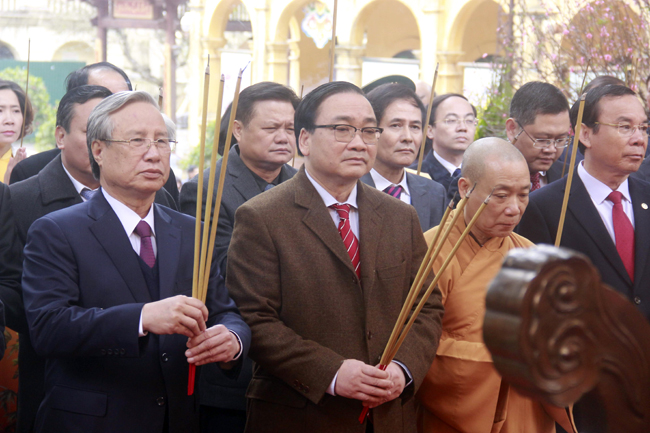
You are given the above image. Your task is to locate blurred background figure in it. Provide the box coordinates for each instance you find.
[0,80,33,184]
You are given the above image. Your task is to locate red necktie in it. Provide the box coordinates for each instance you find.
[135,221,156,268]
[530,173,541,191]
[607,191,635,281]
[383,185,403,199]
[330,204,361,279]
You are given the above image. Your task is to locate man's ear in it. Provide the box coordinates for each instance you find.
[457,176,471,199]
[55,126,66,150]
[298,128,311,157]
[91,140,104,168]
[579,123,592,151]
[232,120,244,142]
[426,124,434,140]
[505,118,518,143]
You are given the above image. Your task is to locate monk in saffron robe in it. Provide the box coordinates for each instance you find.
[416,138,575,433]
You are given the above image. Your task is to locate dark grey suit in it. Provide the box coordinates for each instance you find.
[9,154,177,433]
[179,144,296,424]
[360,171,447,231]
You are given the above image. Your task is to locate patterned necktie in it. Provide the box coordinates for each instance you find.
[607,191,635,281]
[80,188,96,201]
[452,168,461,178]
[383,185,402,199]
[134,221,156,268]
[329,204,360,279]
[264,183,274,191]
[530,173,541,192]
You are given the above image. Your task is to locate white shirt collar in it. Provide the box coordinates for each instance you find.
[305,168,358,209]
[61,159,97,197]
[369,168,410,198]
[577,161,631,204]
[101,188,156,238]
[433,150,461,175]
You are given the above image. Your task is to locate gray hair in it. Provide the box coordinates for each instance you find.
[161,113,176,141]
[87,90,159,179]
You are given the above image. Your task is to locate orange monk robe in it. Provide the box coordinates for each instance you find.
[416,210,574,433]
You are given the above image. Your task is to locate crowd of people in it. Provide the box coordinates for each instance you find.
[0,60,648,433]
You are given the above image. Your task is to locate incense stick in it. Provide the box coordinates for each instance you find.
[417,63,439,176]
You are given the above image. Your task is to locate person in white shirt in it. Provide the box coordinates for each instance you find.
[361,83,447,231]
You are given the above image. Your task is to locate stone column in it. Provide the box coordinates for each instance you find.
[419,3,441,84]
[436,51,464,94]
[288,40,301,93]
[266,41,289,84]
[333,45,365,86]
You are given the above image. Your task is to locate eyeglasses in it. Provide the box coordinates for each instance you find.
[313,124,383,144]
[101,138,177,153]
[514,121,571,149]
[435,118,478,128]
[594,122,649,137]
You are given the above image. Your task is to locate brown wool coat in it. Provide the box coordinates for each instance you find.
[227,167,444,433]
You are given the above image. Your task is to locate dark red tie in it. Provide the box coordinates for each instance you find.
[607,191,635,281]
[330,204,360,279]
[383,185,403,199]
[530,173,541,191]
[135,221,156,268]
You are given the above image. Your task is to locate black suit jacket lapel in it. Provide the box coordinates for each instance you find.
[229,147,263,202]
[88,192,152,304]
[629,178,650,288]
[360,172,375,188]
[39,154,83,207]
[567,176,632,285]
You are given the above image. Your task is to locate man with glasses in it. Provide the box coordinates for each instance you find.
[21,91,250,433]
[519,84,650,321]
[419,93,477,202]
[226,81,444,433]
[506,81,571,191]
[9,85,178,433]
[362,83,447,231]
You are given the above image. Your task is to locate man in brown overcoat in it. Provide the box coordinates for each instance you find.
[226,81,444,433]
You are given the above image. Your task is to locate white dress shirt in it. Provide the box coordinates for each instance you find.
[434,150,461,175]
[578,162,635,243]
[62,160,98,201]
[369,168,411,205]
[305,168,412,395]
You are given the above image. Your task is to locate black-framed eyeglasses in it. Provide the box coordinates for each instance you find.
[594,122,649,137]
[101,137,177,153]
[514,121,570,149]
[435,117,478,128]
[313,124,383,144]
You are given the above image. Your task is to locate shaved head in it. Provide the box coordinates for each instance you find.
[458,137,530,243]
[461,137,527,183]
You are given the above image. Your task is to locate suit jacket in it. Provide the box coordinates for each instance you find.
[0,182,24,334]
[420,151,460,204]
[9,154,177,433]
[360,171,446,231]
[21,192,251,433]
[226,167,444,433]
[180,145,297,277]
[180,145,297,411]
[9,147,181,207]
[517,174,650,321]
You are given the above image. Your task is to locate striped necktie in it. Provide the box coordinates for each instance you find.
[329,204,360,279]
[80,188,96,201]
[383,185,402,199]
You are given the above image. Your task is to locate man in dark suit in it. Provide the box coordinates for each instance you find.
[180,82,299,433]
[0,182,22,360]
[518,84,650,321]
[226,82,444,432]
[9,85,176,433]
[361,83,446,231]
[418,93,477,203]
[21,90,250,433]
[9,62,180,207]
[505,82,572,191]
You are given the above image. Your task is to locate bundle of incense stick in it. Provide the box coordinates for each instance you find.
[188,64,245,396]
[417,63,439,176]
[359,185,494,423]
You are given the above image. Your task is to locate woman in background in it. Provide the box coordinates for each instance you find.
[0,80,34,183]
